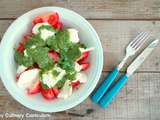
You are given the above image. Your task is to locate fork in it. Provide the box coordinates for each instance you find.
[91,32,149,103]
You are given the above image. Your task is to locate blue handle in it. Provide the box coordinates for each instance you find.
[99,74,128,107]
[90,68,119,103]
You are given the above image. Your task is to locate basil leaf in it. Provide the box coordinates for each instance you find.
[14,50,33,67]
[24,34,45,49]
[39,25,55,32]
[27,47,54,69]
[47,30,71,51]
[56,78,67,88]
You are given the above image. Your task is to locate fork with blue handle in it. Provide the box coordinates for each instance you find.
[99,39,159,107]
[91,32,150,106]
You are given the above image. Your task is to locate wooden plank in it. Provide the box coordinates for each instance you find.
[0,72,160,120]
[0,20,160,72]
[90,20,160,72]
[67,72,160,120]
[1,0,160,19]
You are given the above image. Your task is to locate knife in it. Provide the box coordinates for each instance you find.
[99,39,159,108]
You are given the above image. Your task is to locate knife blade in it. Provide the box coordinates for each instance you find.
[127,39,159,76]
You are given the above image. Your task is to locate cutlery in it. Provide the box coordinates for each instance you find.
[91,32,149,103]
[99,39,159,107]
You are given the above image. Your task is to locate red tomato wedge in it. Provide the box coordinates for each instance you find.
[32,16,43,25]
[71,80,81,89]
[80,62,90,71]
[40,87,56,100]
[55,22,63,30]
[77,51,89,62]
[34,12,59,26]
[48,50,60,63]
[27,80,41,95]
[22,33,32,44]
[16,73,20,80]
[52,87,60,97]
[16,43,25,53]
[47,13,59,26]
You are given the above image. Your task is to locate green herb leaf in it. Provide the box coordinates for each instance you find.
[47,30,71,51]
[27,47,54,69]
[56,78,67,88]
[24,34,45,49]
[41,81,49,90]
[66,71,77,81]
[14,51,24,65]
[14,50,33,67]
[38,25,55,32]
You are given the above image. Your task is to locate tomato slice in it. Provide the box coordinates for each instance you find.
[48,50,60,63]
[32,12,60,29]
[80,62,90,71]
[22,33,32,44]
[17,43,25,53]
[40,87,56,100]
[16,73,20,80]
[71,80,80,89]
[55,22,63,30]
[77,51,89,63]
[47,12,59,26]
[52,87,60,97]
[32,16,43,25]
[27,80,41,95]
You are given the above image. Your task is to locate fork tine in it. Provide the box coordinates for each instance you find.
[130,32,146,46]
[132,32,149,49]
[134,34,149,50]
[131,32,148,48]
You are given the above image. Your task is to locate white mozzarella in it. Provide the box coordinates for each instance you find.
[73,72,88,83]
[31,45,36,49]
[42,67,66,88]
[40,29,55,41]
[17,65,27,75]
[75,62,82,72]
[32,22,50,34]
[58,80,72,99]
[23,50,28,57]
[17,69,40,90]
[67,28,80,43]
[42,71,56,88]
[79,47,95,53]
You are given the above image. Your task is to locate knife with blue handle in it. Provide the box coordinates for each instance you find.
[99,39,159,107]
[91,68,119,103]
[90,32,149,103]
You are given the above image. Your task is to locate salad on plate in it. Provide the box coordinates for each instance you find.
[14,12,94,100]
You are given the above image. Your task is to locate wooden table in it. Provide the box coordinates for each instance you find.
[0,0,160,120]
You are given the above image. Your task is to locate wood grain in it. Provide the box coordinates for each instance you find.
[1,0,160,19]
[0,20,160,72]
[0,1,160,119]
[0,72,160,120]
